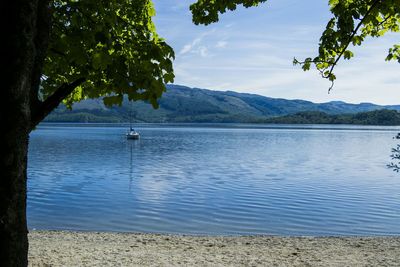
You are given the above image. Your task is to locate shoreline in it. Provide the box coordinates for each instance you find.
[28,231,400,266]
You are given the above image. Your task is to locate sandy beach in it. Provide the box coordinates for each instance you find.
[28,231,400,266]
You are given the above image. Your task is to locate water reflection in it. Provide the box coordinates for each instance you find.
[128,140,137,192]
[28,124,400,235]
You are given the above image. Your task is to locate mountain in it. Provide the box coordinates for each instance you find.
[44,84,400,123]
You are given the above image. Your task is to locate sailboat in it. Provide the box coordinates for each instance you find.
[126,101,140,140]
[126,127,140,139]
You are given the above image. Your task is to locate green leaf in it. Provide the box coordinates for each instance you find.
[43,0,175,110]
[343,50,354,60]
[103,95,123,107]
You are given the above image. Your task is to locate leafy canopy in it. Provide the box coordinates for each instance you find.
[44,0,174,108]
[44,0,400,108]
[191,0,400,91]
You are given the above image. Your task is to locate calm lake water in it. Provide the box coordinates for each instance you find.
[28,124,400,236]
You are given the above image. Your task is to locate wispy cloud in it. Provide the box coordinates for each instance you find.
[178,29,216,57]
[216,41,228,48]
[154,0,400,105]
[198,46,208,57]
[179,38,202,55]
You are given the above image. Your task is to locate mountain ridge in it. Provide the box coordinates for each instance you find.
[45,84,400,123]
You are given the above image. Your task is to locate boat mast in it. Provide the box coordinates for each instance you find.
[129,100,133,129]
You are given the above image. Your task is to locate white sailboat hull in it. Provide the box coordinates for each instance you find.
[126,131,140,139]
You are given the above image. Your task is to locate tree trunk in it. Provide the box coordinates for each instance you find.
[0,1,49,266]
[0,123,30,266]
[0,0,83,264]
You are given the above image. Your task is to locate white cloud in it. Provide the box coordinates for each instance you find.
[179,44,192,55]
[154,0,400,105]
[199,46,208,57]
[179,37,202,55]
[216,41,228,48]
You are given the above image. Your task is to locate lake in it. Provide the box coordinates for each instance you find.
[28,124,400,236]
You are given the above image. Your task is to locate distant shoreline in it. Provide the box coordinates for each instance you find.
[37,121,400,133]
[29,230,400,266]
[43,109,400,126]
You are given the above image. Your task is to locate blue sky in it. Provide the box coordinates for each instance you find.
[153,0,400,105]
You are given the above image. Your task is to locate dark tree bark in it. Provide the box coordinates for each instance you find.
[0,0,85,264]
[1,1,39,265]
[0,1,53,266]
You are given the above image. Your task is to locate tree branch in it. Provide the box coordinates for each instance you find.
[325,0,382,91]
[377,14,393,27]
[31,78,85,129]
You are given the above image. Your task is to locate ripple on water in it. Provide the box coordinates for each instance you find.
[27,125,400,235]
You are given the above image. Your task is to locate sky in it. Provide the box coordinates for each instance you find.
[152,0,400,105]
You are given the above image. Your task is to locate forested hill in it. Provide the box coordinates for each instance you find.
[264,110,400,125]
[45,84,400,123]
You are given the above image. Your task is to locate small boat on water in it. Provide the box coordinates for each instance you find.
[126,101,140,139]
[126,128,140,140]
